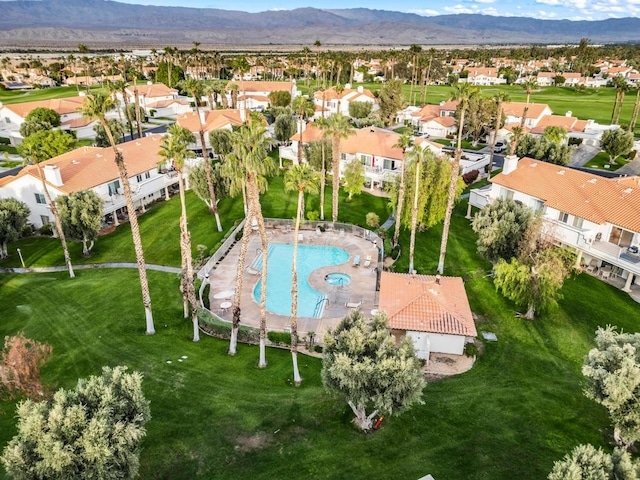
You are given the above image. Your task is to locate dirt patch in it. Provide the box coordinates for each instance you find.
[472,312,489,323]
[234,432,273,453]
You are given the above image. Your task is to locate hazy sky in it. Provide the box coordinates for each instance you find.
[103,0,640,21]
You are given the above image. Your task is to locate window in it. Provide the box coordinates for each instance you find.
[4,117,10,124]
[383,159,395,170]
[35,193,46,204]
[145,171,151,179]
[40,215,50,225]
[340,153,347,161]
[572,216,584,229]
[501,188,514,201]
[359,154,373,167]
[532,199,544,213]
[558,212,569,223]
[136,174,143,182]
[108,180,121,196]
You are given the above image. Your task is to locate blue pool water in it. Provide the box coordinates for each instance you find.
[252,243,349,317]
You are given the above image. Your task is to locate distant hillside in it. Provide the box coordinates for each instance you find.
[1,0,640,47]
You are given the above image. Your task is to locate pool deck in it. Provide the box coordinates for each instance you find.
[206,228,380,340]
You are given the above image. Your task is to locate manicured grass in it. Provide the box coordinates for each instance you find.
[0,145,17,155]
[0,86,107,105]
[584,151,630,171]
[2,198,640,479]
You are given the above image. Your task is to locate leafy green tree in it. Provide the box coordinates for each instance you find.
[322,311,425,431]
[515,134,574,166]
[156,61,184,87]
[268,90,291,107]
[488,91,510,176]
[18,107,61,138]
[160,124,199,341]
[56,190,103,256]
[93,118,126,147]
[292,96,315,164]
[377,79,404,126]
[493,222,575,320]
[601,128,634,164]
[462,95,494,146]
[1,366,150,480]
[348,101,372,119]
[18,130,76,278]
[274,114,296,146]
[549,444,640,480]
[0,198,30,259]
[583,326,640,449]
[208,129,233,159]
[471,198,535,262]
[284,164,320,385]
[342,159,364,201]
[543,126,568,144]
[188,162,228,213]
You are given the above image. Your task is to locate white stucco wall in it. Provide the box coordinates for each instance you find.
[407,330,466,357]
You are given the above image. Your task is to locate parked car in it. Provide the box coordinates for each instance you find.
[494,142,506,153]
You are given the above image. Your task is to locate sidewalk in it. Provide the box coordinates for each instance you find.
[0,263,181,274]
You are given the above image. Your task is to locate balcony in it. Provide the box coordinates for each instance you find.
[468,186,492,210]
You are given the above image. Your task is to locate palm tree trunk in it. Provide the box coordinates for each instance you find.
[320,145,326,221]
[195,103,223,232]
[408,158,420,274]
[392,156,406,247]
[229,204,253,355]
[291,189,303,385]
[615,90,626,125]
[629,89,640,132]
[178,169,199,341]
[36,165,75,279]
[121,90,135,140]
[332,134,340,222]
[134,84,143,139]
[297,113,304,165]
[488,102,502,178]
[611,89,620,124]
[437,110,465,275]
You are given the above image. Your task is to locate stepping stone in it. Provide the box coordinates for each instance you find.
[482,332,498,341]
[166,360,172,364]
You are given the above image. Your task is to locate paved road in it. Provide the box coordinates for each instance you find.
[0,263,181,275]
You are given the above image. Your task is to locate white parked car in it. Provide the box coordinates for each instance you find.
[494,142,506,153]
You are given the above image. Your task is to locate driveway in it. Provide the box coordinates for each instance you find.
[569,144,600,167]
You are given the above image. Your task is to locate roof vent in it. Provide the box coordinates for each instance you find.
[530,162,537,167]
[71,160,80,165]
[588,178,597,184]
[624,187,633,194]
[557,170,565,175]
[135,142,141,146]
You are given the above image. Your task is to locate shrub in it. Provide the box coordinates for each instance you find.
[314,345,323,353]
[307,210,319,221]
[366,212,380,228]
[267,331,292,346]
[235,230,244,241]
[464,342,479,357]
[628,150,637,161]
[568,137,583,146]
[38,223,53,236]
[383,239,392,256]
[317,225,326,232]
[462,169,479,185]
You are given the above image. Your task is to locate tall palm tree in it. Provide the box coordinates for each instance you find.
[291,96,315,164]
[334,83,345,114]
[488,91,510,178]
[318,113,354,223]
[105,81,125,142]
[520,78,538,130]
[612,76,629,125]
[114,80,135,141]
[81,93,155,335]
[179,78,223,232]
[437,83,478,275]
[392,133,414,248]
[629,86,640,133]
[222,122,276,364]
[133,76,143,140]
[407,145,428,274]
[284,164,320,385]
[159,124,199,342]
[19,132,75,279]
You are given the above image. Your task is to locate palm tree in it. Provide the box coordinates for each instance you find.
[222,122,276,364]
[629,86,640,133]
[407,145,429,274]
[611,76,629,125]
[81,93,155,335]
[159,124,199,342]
[105,81,125,142]
[520,78,538,130]
[488,91,510,178]
[334,83,345,114]
[179,78,223,232]
[318,114,354,223]
[114,80,135,141]
[19,134,75,279]
[437,83,478,275]
[292,96,315,164]
[284,164,320,385]
[392,133,414,248]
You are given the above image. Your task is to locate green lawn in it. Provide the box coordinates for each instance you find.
[2,174,640,479]
[584,151,631,171]
[0,86,107,105]
[0,145,17,155]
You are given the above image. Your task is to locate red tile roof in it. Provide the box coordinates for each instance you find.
[3,96,86,119]
[492,158,640,232]
[379,272,476,336]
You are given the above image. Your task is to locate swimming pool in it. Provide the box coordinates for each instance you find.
[325,273,351,286]
[252,243,349,318]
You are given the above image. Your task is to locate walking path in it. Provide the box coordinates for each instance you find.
[0,263,181,274]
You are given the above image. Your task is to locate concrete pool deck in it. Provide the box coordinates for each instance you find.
[206,228,381,339]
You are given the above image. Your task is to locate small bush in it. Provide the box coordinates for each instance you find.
[0,137,10,145]
[317,225,326,232]
[464,342,479,357]
[267,331,292,346]
[313,345,323,353]
[628,150,637,161]
[307,210,319,221]
[39,224,53,236]
[235,230,244,241]
[366,212,380,228]
[462,169,479,185]
[383,239,392,257]
[568,137,583,146]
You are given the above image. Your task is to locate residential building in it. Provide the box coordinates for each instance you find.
[0,135,184,229]
[225,80,297,111]
[502,102,553,129]
[313,84,378,118]
[462,67,505,86]
[379,271,477,358]
[176,109,247,152]
[468,156,640,291]
[123,83,189,117]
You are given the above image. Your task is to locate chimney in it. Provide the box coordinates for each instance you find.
[147,81,153,85]
[357,85,364,93]
[240,108,246,123]
[43,165,63,186]
[502,154,519,175]
[199,110,206,124]
[345,83,352,89]
[566,110,572,117]
[435,274,441,285]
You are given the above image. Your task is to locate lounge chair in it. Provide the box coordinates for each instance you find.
[298,233,304,243]
[346,300,362,310]
[585,258,598,273]
[352,255,360,267]
[246,266,260,275]
[363,254,372,268]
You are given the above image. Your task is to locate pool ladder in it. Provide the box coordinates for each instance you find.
[313,296,328,318]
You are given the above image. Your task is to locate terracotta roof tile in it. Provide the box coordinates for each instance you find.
[530,115,583,134]
[226,80,293,93]
[503,102,551,119]
[492,158,640,232]
[379,272,476,337]
[176,109,246,133]
[3,96,86,119]
[125,83,177,98]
